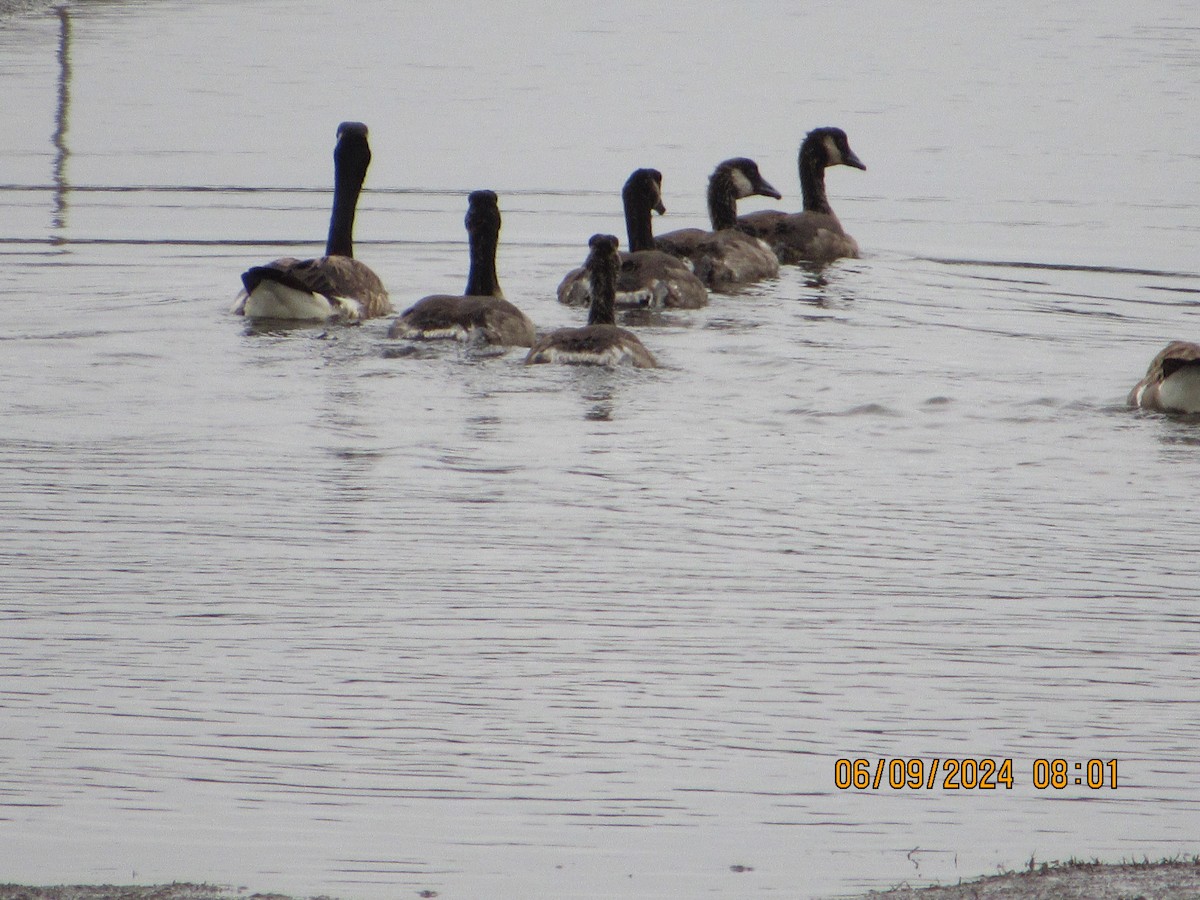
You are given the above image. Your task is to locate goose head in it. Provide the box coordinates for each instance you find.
[587,232,621,271]
[333,121,372,182]
[718,157,782,201]
[795,127,864,216]
[623,168,667,216]
[623,168,666,252]
[708,158,781,230]
[802,126,866,172]
[465,189,501,238]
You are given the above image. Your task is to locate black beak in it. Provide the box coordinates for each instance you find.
[843,148,866,171]
[756,175,782,200]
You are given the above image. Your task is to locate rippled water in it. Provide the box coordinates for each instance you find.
[3,1,1200,897]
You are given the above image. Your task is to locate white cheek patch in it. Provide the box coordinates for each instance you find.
[1159,366,1200,413]
[730,168,755,198]
[823,134,844,166]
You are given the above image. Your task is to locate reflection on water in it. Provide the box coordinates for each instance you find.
[51,5,69,234]
[2,2,1200,900]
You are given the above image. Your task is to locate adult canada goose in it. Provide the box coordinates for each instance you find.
[234,121,392,321]
[1128,341,1200,413]
[737,127,866,264]
[526,234,657,368]
[654,157,782,290]
[558,168,708,310]
[388,190,536,346]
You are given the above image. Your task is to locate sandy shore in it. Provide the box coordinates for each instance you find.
[4,859,1200,900]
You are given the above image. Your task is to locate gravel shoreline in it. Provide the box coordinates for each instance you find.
[5,859,1200,900]
[862,857,1200,899]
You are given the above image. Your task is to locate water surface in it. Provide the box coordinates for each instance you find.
[2,2,1200,898]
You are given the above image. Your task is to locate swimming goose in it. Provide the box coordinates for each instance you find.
[234,121,392,321]
[654,158,782,289]
[737,127,866,264]
[1128,341,1200,413]
[526,234,657,368]
[388,190,536,346]
[558,168,708,310]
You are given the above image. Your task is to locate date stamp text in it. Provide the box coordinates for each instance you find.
[833,757,1118,790]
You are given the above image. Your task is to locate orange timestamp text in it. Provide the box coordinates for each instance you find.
[833,757,1118,790]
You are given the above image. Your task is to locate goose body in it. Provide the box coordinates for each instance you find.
[234,121,392,322]
[737,127,865,265]
[558,169,708,310]
[1128,341,1200,413]
[527,234,657,368]
[388,190,536,347]
[654,158,782,289]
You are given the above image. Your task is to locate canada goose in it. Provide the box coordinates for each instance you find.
[737,127,866,264]
[388,190,536,347]
[1128,341,1200,413]
[654,158,782,289]
[234,121,392,321]
[558,168,708,310]
[526,234,657,368]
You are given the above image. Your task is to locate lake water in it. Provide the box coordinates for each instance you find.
[2,1,1200,898]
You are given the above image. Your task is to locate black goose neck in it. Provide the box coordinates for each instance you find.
[326,138,370,258]
[464,191,502,297]
[798,141,832,214]
[625,200,657,253]
[707,169,739,231]
[586,238,619,326]
[623,171,661,252]
[464,228,501,297]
